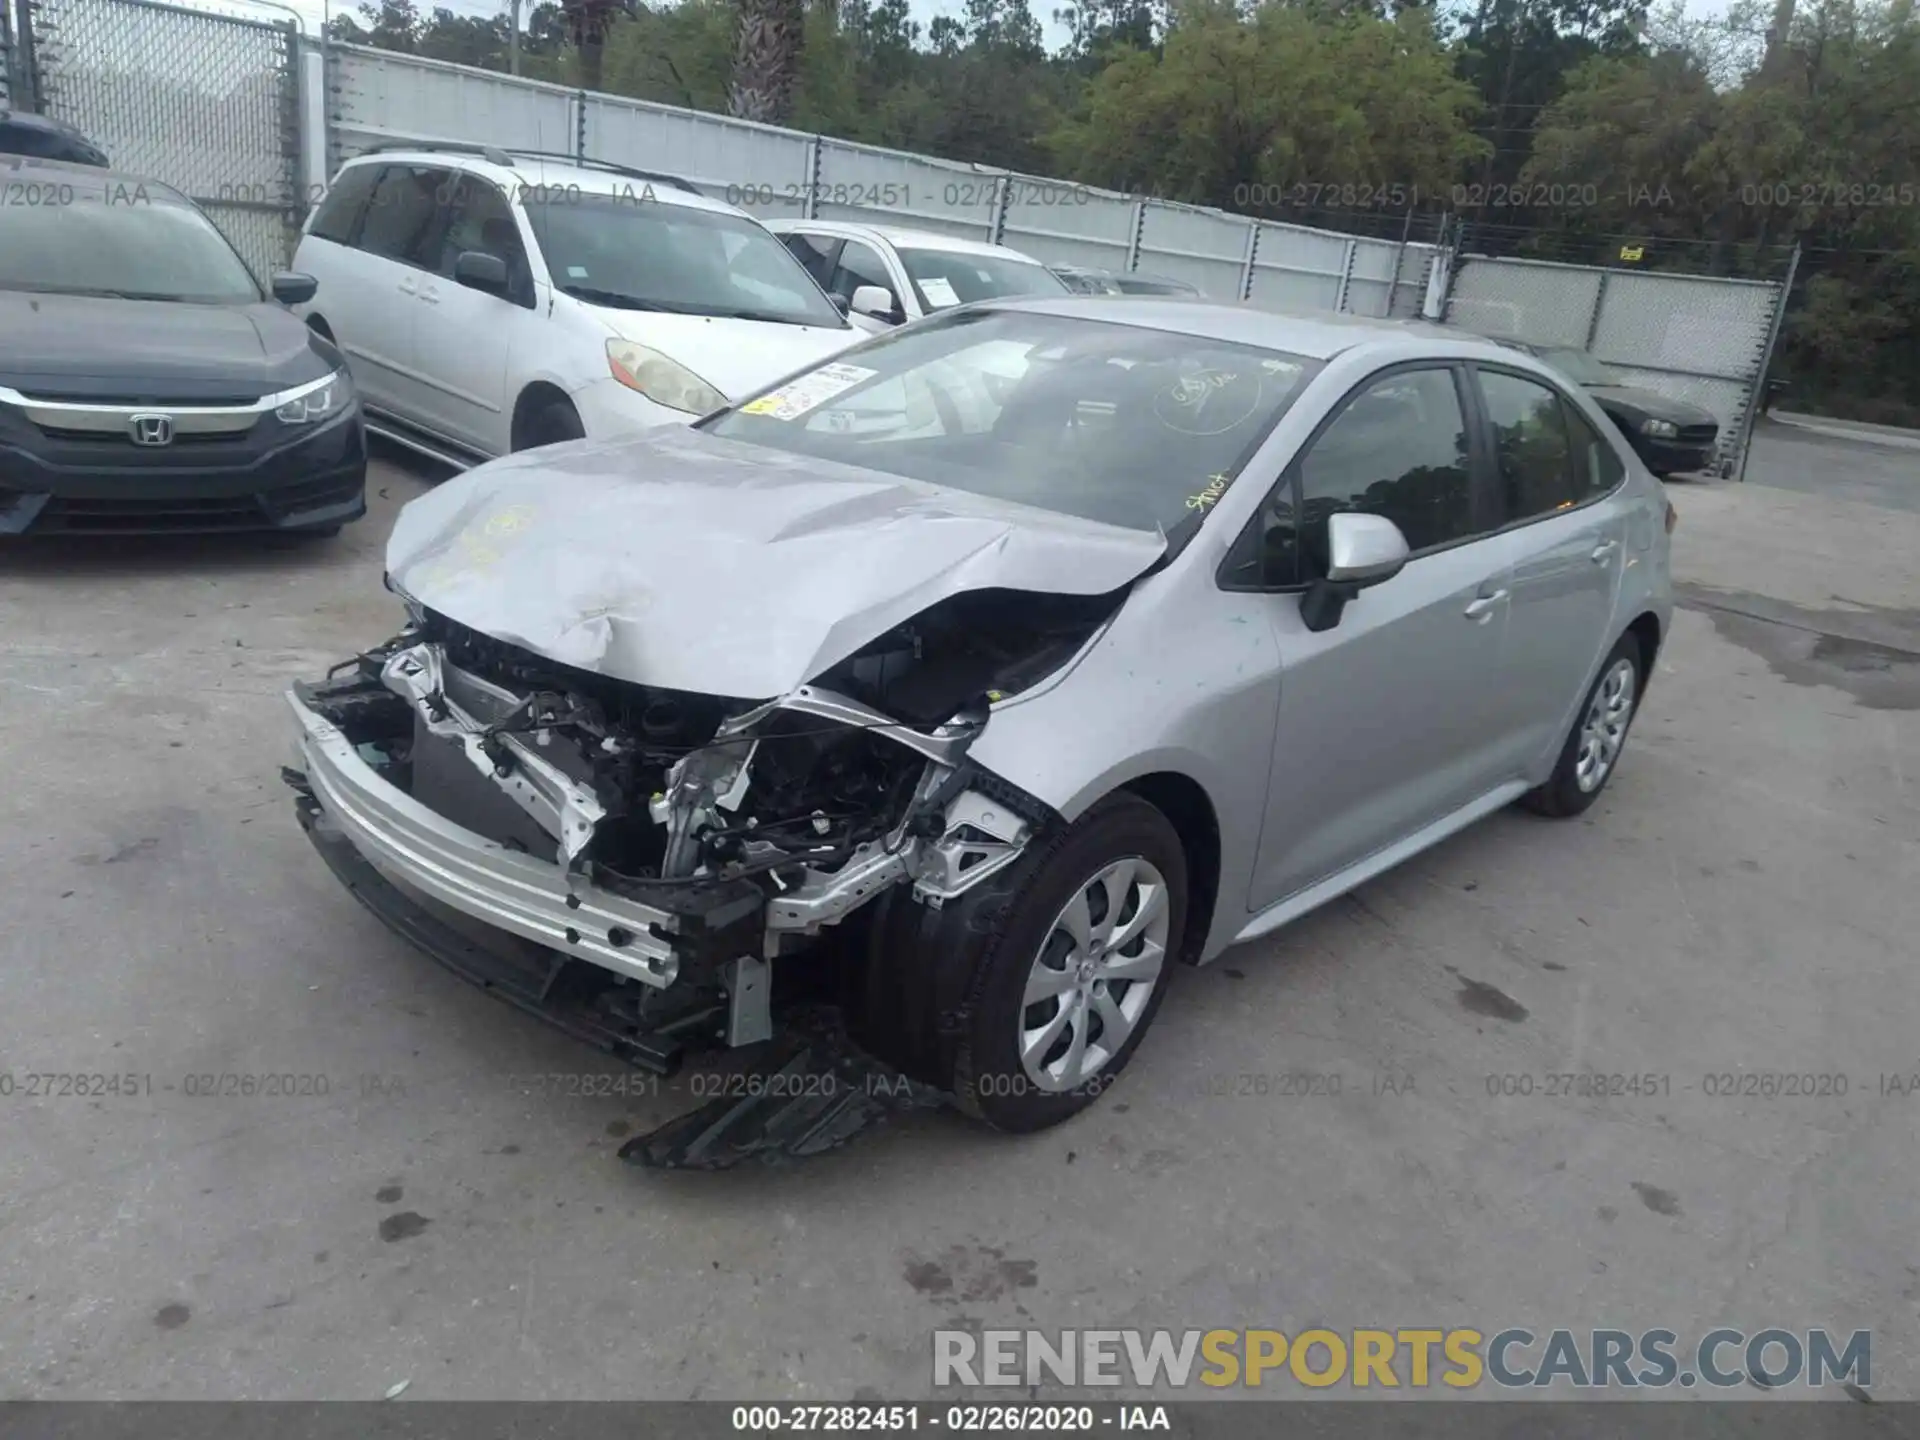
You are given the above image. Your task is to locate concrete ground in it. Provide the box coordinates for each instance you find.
[1,433,1916,1402]
[1743,414,1920,513]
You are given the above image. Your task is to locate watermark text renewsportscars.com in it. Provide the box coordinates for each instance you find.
[933,1327,1870,1391]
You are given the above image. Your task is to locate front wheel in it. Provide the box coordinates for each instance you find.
[518,399,584,451]
[1522,632,1644,818]
[851,792,1187,1133]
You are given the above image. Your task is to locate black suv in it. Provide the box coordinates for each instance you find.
[0,155,366,536]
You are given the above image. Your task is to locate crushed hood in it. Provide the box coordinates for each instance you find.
[385,426,1166,700]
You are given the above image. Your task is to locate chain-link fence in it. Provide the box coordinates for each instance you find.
[29,0,299,278]
[1442,253,1789,480]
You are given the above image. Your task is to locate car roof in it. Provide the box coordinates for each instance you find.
[979,295,1512,361]
[338,148,747,220]
[771,217,1045,263]
[0,150,182,197]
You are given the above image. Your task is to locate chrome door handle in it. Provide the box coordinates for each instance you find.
[1464,589,1509,620]
[396,278,418,296]
[1591,539,1619,564]
[418,285,440,305]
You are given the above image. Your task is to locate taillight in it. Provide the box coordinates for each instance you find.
[1664,500,1678,535]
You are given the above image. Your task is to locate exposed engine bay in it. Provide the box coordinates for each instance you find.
[285,583,1122,1086]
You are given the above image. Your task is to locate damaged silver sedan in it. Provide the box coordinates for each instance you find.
[287,299,1673,1140]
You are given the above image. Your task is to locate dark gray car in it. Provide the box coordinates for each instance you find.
[1521,345,1721,477]
[0,155,367,535]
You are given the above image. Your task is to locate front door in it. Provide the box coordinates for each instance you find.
[410,174,529,456]
[1250,364,1516,911]
[342,163,451,423]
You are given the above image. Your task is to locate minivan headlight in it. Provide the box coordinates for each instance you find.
[606,340,726,414]
[275,370,350,424]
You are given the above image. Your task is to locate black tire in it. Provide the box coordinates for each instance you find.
[518,399,584,451]
[1521,631,1645,818]
[849,792,1186,1133]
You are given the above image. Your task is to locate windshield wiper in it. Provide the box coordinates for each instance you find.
[557,284,698,314]
[699,308,830,328]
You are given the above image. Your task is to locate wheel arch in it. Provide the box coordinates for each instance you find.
[510,381,576,450]
[1625,609,1663,692]
[1112,770,1222,968]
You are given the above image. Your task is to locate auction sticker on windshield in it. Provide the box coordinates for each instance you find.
[919,277,961,309]
[740,362,877,420]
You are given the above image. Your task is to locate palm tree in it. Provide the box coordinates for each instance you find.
[562,0,626,91]
[729,0,806,124]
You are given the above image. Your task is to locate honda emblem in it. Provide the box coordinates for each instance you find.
[129,413,175,446]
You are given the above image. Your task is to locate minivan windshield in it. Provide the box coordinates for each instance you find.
[524,193,847,328]
[898,248,1070,312]
[702,308,1318,536]
[0,178,259,302]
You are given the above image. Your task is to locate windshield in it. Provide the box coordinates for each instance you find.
[1053,269,1118,296]
[1113,275,1198,296]
[1539,348,1623,385]
[524,195,847,328]
[899,248,1070,312]
[0,182,259,302]
[702,309,1319,536]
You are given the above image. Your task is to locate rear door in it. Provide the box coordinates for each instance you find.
[1247,363,1517,910]
[1469,364,1630,778]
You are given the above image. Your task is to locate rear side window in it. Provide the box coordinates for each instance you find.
[357,164,449,268]
[309,164,380,243]
[1565,403,1626,501]
[1479,369,1577,524]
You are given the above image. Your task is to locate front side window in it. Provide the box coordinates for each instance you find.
[1480,369,1577,524]
[898,248,1069,312]
[309,163,379,243]
[524,195,846,328]
[702,308,1318,537]
[1295,366,1475,573]
[0,182,259,302]
[781,231,841,288]
[431,175,530,299]
[829,240,901,315]
[357,165,448,267]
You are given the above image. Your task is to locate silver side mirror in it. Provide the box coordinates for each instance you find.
[1325,511,1410,587]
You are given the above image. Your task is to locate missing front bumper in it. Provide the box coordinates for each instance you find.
[286,687,764,989]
